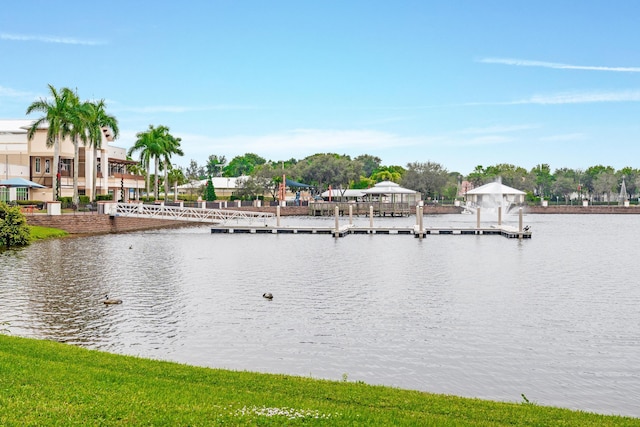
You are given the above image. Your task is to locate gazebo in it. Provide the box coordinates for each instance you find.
[464,181,526,212]
[362,181,419,216]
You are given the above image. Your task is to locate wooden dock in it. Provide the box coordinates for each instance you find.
[211,224,532,239]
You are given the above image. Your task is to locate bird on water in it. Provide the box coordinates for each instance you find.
[104,295,123,304]
[263,293,273,300]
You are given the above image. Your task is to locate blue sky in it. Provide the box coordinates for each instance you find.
[2,1,640,175]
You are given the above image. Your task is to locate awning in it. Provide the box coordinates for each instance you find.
[0,177,46,188]
[286,178,312,188]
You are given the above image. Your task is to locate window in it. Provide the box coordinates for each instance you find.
[0,187,8,203]
[35,157,41,173]
[45,159,51,174]
[16,188,28,201]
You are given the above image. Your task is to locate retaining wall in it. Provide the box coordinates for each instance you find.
[26,213,194,235]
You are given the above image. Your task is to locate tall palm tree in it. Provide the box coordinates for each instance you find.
[58,88,87,206]
[161,134,183,201]
[128,127,155,199]
[84,100,119,202]
[25,84,74,200]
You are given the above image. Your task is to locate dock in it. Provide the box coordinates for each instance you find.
[211,224,532,239]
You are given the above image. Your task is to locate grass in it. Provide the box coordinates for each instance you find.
[28,225,69,241]
[0,335,637,426]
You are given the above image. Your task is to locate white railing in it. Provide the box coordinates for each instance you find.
[109,202,274,224]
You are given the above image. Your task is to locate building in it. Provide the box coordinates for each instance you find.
[0,119,143,203]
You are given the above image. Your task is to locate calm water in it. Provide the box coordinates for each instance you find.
[1,213,639,417]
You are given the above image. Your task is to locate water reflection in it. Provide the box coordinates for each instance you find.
[1,214,639,417]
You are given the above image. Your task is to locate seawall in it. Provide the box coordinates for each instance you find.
[26,213,194,235]
[525,205,640,214]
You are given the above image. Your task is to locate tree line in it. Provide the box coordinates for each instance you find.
[183,153,639,203]
[23,85,638,203]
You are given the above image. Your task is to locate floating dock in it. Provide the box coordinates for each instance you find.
[211,224,531,239]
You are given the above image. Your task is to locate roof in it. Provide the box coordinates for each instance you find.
[177,177,245,189]
[0,119,34,134]
[321,188,366,198]
[466,181,526,195]
[0,177,46,188]
[362,180,417,195]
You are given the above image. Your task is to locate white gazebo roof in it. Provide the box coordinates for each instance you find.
[362,181,417,195]
[321,188,366,198]
[465,181,526,196]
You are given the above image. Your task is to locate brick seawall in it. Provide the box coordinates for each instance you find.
[26,213,194,235]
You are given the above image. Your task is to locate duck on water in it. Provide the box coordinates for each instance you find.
[104,295,123,305]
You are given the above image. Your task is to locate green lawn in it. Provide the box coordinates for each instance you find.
[0,334,637,426]
[28,225,69,241]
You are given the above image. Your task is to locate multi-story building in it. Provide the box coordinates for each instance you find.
[0,119,143,203]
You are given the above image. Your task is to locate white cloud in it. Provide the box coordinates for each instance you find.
[0,32,105,45]
[519,91,640,104]
[457,124,539,134]
[539,133,585,142]
[480,57,640,72]
[113,104,258,114]
[0,85,36,99]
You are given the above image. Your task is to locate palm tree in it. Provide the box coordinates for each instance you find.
[84,100,119,202]
[128,127,156,199]
[161,134,183,201]
[25,84,74,200]
[58,88,87,206]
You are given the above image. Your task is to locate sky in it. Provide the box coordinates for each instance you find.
[2,1,640,176]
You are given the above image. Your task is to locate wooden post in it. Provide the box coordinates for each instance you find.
[498,206,502,226]
[334,206,339,237]
[349,204,353,225]
[476,207,481,230]
[276,205,281,227]
[419,203,424,238]
[369,205,374,230]
[518,207,523,239]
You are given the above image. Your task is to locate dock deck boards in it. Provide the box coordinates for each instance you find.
[211,224,532,238]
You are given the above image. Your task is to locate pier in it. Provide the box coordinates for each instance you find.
[211,224,531,238]
[212,205,532,239]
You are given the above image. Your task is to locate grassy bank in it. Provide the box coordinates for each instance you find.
[0,335,636,426]
[28,225,69,241]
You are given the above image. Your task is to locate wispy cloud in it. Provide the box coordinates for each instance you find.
[0,32,105,46]
[479,57,640,72]
[539,133,585,142]
[0,85,36,99]
[517,90,640,105]
[457,124,539,134]
[461,90,640,106]
[114,104,259,114]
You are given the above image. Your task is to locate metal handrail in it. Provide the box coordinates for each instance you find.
[113,202,274,224]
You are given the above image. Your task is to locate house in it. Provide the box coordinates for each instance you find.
[0,119,143,203]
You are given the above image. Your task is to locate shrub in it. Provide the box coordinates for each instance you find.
[0,202,30,248]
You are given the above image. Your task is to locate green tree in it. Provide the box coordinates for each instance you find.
[354,154,381,177]
[161,134,184,201]
[128,125,180,200]
[206,155,226,177]
[293,153,360,191]
[205,177,217,201]
[26,84,76,200]
[84,99,119,202]
[59,88,87,206]
[167,166,186,201]
[401,161,449,199]
[223,153,266,176]
[0,202,30,248]
[532,164,554,199]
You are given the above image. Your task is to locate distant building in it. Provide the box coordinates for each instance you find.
[0,119,143,203]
